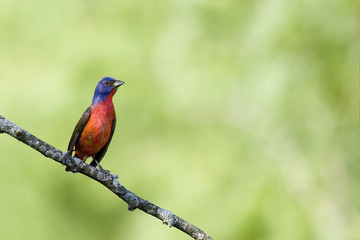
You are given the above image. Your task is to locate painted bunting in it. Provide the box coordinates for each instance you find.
[65,77,124,171]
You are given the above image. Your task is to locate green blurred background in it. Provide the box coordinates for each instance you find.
[0,0,358,239]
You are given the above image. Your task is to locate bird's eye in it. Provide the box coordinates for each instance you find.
[104,81,111,87]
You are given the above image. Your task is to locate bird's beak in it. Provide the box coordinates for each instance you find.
[112,80,125,89]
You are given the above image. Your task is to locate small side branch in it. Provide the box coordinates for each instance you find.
[0,115,213,240]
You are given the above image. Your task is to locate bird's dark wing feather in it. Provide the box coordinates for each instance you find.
[67,107,91,154]
[90,117,116,167]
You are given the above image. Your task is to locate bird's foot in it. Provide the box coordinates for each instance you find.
[63,151,71,163]
[97,163,111,174]
[63,151,73,167]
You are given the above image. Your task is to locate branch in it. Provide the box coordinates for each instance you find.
[0,115,213,240]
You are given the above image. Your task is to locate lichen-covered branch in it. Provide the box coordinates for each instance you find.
[0,115,213,240]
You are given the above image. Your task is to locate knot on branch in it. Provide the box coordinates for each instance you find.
[158,208,176,227]
[11,126,24,137]
[124,192,140,211]
[195,232,207,240]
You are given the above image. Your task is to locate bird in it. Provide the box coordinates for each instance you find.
[64,77,124,172]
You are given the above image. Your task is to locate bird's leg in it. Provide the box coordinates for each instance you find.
[97,162,103,171]
[92,159,111,174]
[63,150,73,165]
[99,163,111,174]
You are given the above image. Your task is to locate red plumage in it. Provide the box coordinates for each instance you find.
[65,77,124,171]
[75,94,115,161]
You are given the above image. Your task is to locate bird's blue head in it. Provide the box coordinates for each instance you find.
[92,77,125,105]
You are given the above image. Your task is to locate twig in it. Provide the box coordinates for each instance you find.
[0,115,213,240]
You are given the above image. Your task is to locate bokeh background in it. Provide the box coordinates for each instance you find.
[0,0,358,239]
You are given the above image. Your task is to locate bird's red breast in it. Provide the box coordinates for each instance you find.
[75,94,116,161]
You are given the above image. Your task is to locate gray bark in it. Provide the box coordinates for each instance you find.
[0,115,213,240]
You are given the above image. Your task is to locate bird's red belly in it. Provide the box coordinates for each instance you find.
[75,114,113,160]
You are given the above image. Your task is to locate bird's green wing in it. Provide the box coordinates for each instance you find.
[90,117,116,167]
[66,107,91,154]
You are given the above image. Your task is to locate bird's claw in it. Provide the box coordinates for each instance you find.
[63,151,72,165]
[97,162,111,174]
[100,167,111,174]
